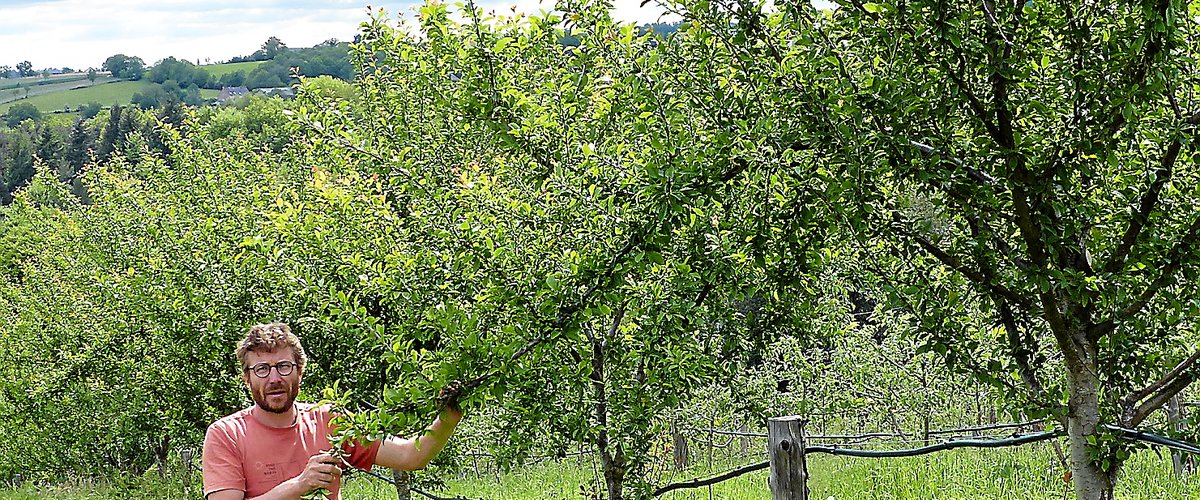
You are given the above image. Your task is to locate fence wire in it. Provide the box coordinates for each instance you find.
[650,423,1200,496]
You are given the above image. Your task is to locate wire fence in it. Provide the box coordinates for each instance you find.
[651,421,1200,496]
[173,419,1200,499]
[347,467,474,500]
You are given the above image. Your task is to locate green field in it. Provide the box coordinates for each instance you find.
[0,73,97,91]
[0,61,258,115]
[0,82,219,115]
[199,60,266,78]
[421,444,1200,499]
[1,443,1195,499]
[0,76,120,106]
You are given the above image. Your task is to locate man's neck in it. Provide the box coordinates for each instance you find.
[251,404,297,428]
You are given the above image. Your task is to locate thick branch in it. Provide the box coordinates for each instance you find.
[895,215,1033,311]
[1128,372,1198,428]
[1122,349,1200,426]
[1098,0,1171,140]
[1104,112,1200,274]
[941,60,1004,144]
[907,140,999,187]
[999,299,1046,400]
[1116,215,1200,321]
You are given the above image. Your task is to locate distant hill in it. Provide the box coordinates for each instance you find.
[199,60,266,78]
[0,41,346,116]
[0,80,218,115]
[0,74,120,107]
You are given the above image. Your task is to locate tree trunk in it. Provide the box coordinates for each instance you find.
[1066,360,1116,499]
[391,468,411,500]
[600,444,625,500]
[592,307,627,500]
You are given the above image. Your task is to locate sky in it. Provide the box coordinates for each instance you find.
[0,0,682,71]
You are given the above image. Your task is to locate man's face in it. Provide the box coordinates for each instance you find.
[242,349,303,414]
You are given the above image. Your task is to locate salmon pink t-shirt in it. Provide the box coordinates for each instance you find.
[202,403,382,499]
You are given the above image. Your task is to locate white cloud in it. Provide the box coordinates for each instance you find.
[0,0,832,71]
[0,0,407,70]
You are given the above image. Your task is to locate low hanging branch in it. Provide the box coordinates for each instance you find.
[1121,349,1200,427]
[652,461,769,497]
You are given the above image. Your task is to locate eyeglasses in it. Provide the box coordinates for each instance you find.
[244,361,297,378]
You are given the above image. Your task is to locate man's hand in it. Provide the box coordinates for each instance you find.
[437,380,464,413]
[295,452,343,496]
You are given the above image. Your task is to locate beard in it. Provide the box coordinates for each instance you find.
[252,381,299,414]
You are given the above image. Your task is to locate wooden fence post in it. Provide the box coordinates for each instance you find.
[673,426,690,470]
[180,449,193,494]
[739,422,750,455]
[1168,396,1196,477]
[392,469,411,500]
[768,416,809,500]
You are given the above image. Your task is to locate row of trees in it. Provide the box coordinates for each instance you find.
[0,62,36,78]
[132,37,354,91]
[0,63,85,80]
[0,85,303,204]
[0,2,1197,500]
[315,2,1200,498]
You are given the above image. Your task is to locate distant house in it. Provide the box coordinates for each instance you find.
[216,86,249,104]
[253,87,295,99]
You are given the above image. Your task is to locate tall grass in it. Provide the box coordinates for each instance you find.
[2,444,1195,498]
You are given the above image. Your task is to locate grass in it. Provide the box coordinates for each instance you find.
[0,81,155,114]
[0,76,120,107]
[0,61,255,115]
[0,74,94,91]
[0,82,220,115]
[3,444,1197,498]
[199,61,266,78]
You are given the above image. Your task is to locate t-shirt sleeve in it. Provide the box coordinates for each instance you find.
[203,422,246,497]
[341,437,383,469]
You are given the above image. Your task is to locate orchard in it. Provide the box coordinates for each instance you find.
[2,1,1199,499]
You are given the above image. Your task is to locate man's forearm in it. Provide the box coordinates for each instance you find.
[375,406,464,470]
[416,407,463,465]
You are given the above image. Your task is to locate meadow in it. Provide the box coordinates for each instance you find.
[1,442,1194,499]
[0,75,119,106]
[0,60,260,114]
[0,81,219,115]
[197,60,266,78]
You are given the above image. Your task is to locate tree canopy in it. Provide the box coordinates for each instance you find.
[0,2,1197,499]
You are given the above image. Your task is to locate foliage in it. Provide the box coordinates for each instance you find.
[661,0,1197,497]
[147,57,212,89]
[2,2,1198,499]
[4,102,40,128]
[79,102,103,119]
[15,61,33,78]
[102,54,146,80]
[0,120,309,480]
[226,40,354,86]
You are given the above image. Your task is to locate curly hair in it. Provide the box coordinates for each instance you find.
[236,322,308,370]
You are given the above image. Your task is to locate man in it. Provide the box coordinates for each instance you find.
[203,322,462,499]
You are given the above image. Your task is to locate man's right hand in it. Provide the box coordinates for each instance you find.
[294,452,343,494]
